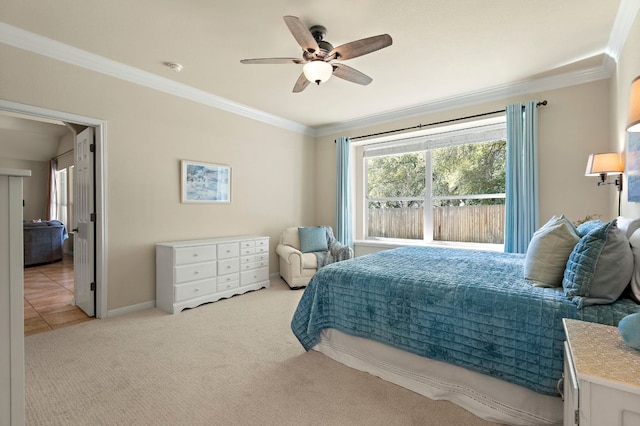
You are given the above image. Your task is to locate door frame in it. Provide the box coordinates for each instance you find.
[0,99,108,319]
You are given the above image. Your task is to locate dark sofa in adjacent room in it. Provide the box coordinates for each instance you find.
[23,220,68,266]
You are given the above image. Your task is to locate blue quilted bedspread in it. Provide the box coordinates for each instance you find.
[291,246,640,396]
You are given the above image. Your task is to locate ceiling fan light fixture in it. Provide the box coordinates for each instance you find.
[303,61,332,85]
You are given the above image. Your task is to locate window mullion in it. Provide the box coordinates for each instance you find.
[424,150,433,242]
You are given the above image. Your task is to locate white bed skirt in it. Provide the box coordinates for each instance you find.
[314,329,563,426]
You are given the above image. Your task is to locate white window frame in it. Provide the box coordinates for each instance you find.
[360,116,506,244]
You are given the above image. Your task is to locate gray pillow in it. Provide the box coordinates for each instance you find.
[563,220,633,308]
[524,215,580,287]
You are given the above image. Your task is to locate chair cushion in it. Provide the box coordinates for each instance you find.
[302,253,317,269]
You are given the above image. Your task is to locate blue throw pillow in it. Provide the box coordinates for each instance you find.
[562,220,633,308]
[576,219,603,237]
[298,227,328,253]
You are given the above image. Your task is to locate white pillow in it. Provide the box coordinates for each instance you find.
[524,215,580,287]
[616,216,640,240]
[627,228,640,303]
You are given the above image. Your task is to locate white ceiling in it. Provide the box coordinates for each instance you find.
[0,0,634,134]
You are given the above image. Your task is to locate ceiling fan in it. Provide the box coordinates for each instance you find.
[240,16,392,93]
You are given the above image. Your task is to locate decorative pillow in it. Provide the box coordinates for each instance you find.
[626,228,640,303]
[616,216,640,240]
[576,219,603,237]
[562,220,634,308]
[524,215,580,287]
[298,226,328,253]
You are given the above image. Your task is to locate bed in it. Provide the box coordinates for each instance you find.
[290,244,640,425]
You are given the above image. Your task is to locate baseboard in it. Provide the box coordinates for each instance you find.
[107,300,156,318]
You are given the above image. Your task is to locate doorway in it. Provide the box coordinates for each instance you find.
[23,255,92,335]
[0,99,107,320]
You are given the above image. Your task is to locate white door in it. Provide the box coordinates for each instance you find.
[74,127,95,316]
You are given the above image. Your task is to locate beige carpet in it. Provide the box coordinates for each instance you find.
[25,278,498,426]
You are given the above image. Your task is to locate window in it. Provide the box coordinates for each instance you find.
[54,166,74,227]
[363,117,506,244]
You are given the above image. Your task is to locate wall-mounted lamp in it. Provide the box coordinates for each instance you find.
[585,152,624,215]
[628,75,640,132]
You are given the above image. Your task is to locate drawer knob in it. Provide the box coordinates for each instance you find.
[194,271,199,274]
[194,288,200,292]
[193,253,198,257]
[226,250,231,253]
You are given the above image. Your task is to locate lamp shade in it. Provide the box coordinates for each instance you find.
[585,152,624,176]
[628,75,640,132]
[303,61,333,85]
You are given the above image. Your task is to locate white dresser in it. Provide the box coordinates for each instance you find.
[156,236,269,314]
[563,318,640,426]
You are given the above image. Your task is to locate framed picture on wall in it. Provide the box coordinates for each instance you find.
[181,160,231,203]
[627,132,640,202]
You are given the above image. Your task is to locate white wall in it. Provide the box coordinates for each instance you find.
[614,11,640,218]
[0,42,316,311]
[315,80,614,233]
[0,157,48,220]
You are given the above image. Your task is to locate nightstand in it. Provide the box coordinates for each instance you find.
[563,318,640,426]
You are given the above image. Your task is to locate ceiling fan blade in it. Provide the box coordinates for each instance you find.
[293,73,310,93]
[332,64,373,86]
[329,34,392,60]
[283,15,320,54]
[240,58,304,65]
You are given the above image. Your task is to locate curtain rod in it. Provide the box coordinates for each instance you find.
[52,148,73,160]
[348,100,548,141]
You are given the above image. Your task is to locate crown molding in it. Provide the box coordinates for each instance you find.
[0,22,315,136]
[606,0,640,62]
[315,60,614,137]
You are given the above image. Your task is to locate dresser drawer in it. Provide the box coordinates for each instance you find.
[218,272,239,284]
[174,246,216,265]
[174,278,217,302]
[218,242,240,260]
[241,267,269,285]
[175,262,216,284]
[241,246,256,256]
[218,258,240,276]
[217,279,240,292]
[242,258,269,271]
[254,238,269,251]
[241,253,266,264]
[240,240,255,249]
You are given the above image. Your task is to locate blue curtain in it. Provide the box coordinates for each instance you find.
[335,136,353,247]
[505,101,539,253]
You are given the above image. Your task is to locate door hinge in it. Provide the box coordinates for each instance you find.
[90,213,96,222]
[575,409,580,425]
[90,143,96,153]
[90,282,96,291]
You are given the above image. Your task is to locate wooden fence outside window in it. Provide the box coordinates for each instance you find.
[368,204,505,244]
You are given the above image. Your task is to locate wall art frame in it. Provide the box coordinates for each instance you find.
[181,160,231,203]
[627,132,640,202]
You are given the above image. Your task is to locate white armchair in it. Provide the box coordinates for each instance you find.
[276,226,353,289]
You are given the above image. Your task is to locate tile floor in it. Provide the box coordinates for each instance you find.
[24,254,93,336]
